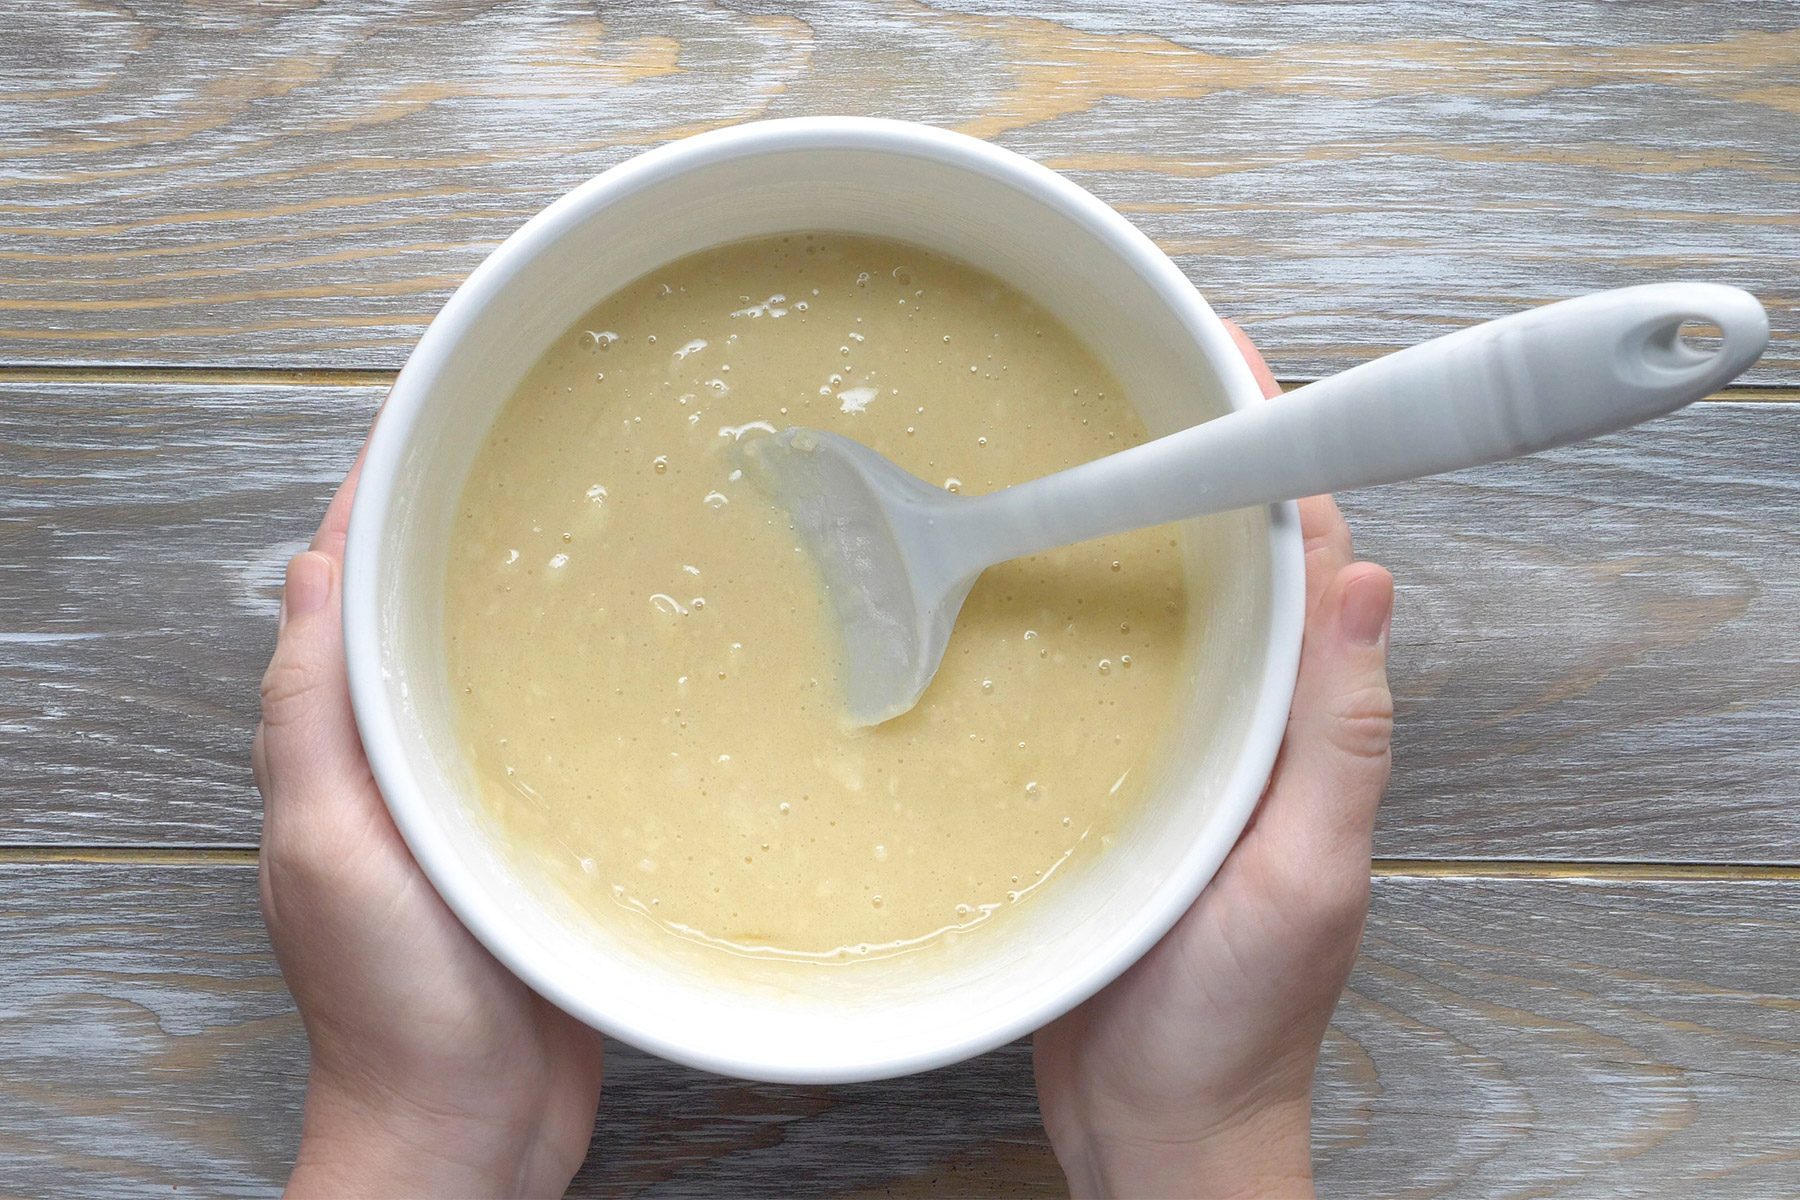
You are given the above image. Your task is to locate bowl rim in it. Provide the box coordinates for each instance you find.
[343,115,1306,1083]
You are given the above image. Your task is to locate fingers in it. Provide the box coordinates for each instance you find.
[1256,560,1396,877]
[259,413,380,825]
[310,441,368,560]
[312,389,388,558]
[1300,496,1353,618]
[255,549,370,814]
[1222,319,1281,400]
[1222,318,1351,617]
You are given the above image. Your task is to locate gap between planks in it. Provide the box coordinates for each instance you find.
[0,363,1795,403]
[0,846,1793,880]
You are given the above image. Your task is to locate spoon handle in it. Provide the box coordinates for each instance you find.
[962,282,1767,565]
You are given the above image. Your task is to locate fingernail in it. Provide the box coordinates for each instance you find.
[1342,569,1393,648]
[283,552,331,624]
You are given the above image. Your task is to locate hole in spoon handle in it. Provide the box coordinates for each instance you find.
[1614,283,1770,403]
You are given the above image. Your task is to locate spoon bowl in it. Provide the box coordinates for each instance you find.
[742,428,980,725]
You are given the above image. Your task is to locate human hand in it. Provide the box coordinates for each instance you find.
[1034,325,1395,1199]
[254,439,605,1199]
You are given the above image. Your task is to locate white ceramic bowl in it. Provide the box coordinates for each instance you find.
[344,117,1305,1083]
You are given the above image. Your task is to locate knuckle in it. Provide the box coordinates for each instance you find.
[1318,863,1373,925]
[1273,858,1371,952]
[1305,527,1352,565]
[1327,682,1395,761]
[1302,499,1354,554]
[258,653,323,725]
[262,821,340,900]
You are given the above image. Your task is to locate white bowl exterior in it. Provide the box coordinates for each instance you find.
[343,118,1305,1083]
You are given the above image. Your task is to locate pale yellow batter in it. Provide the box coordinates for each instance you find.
[445,235,1192,963]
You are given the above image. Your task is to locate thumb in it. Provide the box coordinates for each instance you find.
[253,551,368,806]
[1260,561,1396,863]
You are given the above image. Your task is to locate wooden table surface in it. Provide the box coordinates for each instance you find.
[3,3,1796,1196]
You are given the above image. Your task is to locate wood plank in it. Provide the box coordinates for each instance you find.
[1359,403,1800,863]
[1,2,1795,379]
[4,382,1797,859]
[0,381,379,845]
[0,865,1792,1196]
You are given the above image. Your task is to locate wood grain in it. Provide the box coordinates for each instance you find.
[4,381,1797,859]
[1,1,1795,379]
[1356,403,1800,863]
[7,7,1796,1194]
[0,864,1792,1197]
[0,381,379,844]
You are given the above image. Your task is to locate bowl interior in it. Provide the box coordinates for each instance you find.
[349,121,1296,1081]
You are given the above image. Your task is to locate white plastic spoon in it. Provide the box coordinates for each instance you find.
[742,282,1768,727]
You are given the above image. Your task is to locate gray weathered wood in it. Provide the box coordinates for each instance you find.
[1,1,1795,379]
[6,7,1796,1195]
[0,865,1792,1197]
[1359,403,1800,863]
[4,381,1797,859]
[0,381,380,844]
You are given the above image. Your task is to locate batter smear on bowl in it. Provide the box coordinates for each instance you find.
[443,234,1195,962]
